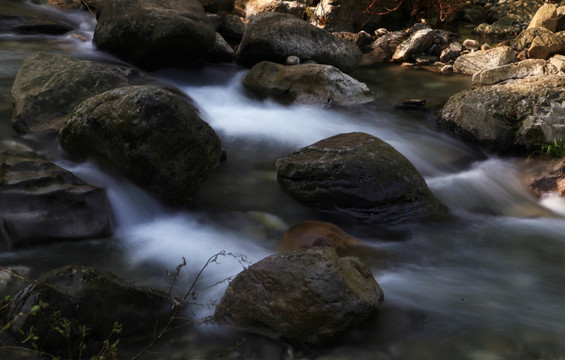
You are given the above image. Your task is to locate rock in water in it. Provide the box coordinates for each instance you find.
[0,150,114,251]
[280,220,361,250]
[94,0,216,70]
[4,265,171,358]
[235,12,361,73]
[276,132,445,224]
[11,52,129,134]
[59,86,222,206]
[214,247,383,344]
[438,74,565,153]
[242,61,374,107]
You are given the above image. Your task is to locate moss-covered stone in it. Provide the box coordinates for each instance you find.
[11,52,129,134]
[59,85,222,206]
[214,247,383,344]
[276,132,446,224]
[4,265,171,358]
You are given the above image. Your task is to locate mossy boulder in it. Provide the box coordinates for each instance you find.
[4,265,171,358]
[214,247,383,344]
[59,86,221,206]
[242,61,374,108]
[276,132,445,224]
[11,52,129,134]
[0,150,113,251]
[94,0,216,70]
[235,12,361,73]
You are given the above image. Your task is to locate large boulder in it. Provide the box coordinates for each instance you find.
[472,58,558,85]
[276,132,445,224]
[453,46,518,75]
[94,0,216,70]
[11,52,129,134]
[235,12,361,73]
[242,61,374,108]
[513,27,565,60]
[280,220,361,251]
[214,247,383,344]
[59,86,222,206]
[0,150,113,251]
[438,74,565,153]
[3,265,171,358]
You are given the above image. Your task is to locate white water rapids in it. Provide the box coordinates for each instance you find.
[1,1,565,358]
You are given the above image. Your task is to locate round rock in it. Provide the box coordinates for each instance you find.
[276,132,445,224]
[59,85,222,206]
[214,247,383,344]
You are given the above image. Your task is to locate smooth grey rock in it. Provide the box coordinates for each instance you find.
[243,61,374,108]
[472,58,558,85]
[0,150,113,251]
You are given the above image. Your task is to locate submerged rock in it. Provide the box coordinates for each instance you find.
[243,61,374,107]
[235,12,361,73]
[215,247,383,344]
[280,220,361,251]
[11,52,129,134]
[276,132,446,224]
[59,85,222,206]
[0,150,113,251]
[94,0,216,70]
[438,74,565,153]
[4,265,171,358]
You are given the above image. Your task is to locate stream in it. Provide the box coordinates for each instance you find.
[1,1,565,359]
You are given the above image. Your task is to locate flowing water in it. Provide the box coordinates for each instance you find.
[2,1,565,359]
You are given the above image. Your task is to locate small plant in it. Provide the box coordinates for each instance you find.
[531,139,565,159]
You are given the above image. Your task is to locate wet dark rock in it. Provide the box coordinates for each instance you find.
[4,265,171,358]
[198,0,234,13]
[11,52,129,135]
[0,15,74,35]
[280,220,361,251]
[94,0,216,70]
[45,0,99,11]
[242,61,374,108]
[215,247,383,344]
[206,33,235,62]
[276,132,446,224]
[0,150,113,251]
[235,12,361,73]
[219,14,246,42]
[59,85,222,206]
